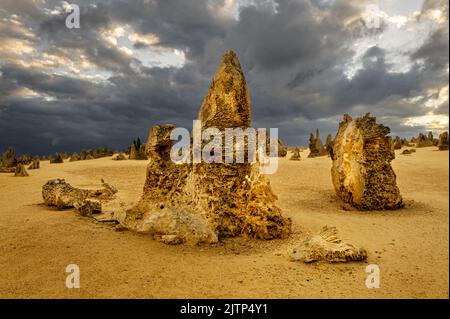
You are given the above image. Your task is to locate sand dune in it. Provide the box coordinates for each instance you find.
[0,146,448,298]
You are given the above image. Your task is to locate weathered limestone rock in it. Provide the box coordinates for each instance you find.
[277,139,288,157]
[18,154,33,165]
[308,129,327,158]
[28,159,40,170]
[14,164,29,177]
[415,132,434,148]
[69,152,80,162]
[50,153,64,164]
[401,149,412,155]
[42,178,117,210]
[129,143,147,160]
[393,136,402,150]
[331,113,403,210]
[325,133,333,156]
[290,226,367,263]
[113,153,127,160]
[118,50,291,244]
[438,132,449,150]
[1,147,17,168]
[290,147,301,160]
[74,200,102,217]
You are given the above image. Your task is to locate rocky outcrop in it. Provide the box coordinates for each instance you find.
[14,164,29,177]
[69,152,80,162]
[50,153,64,164]
[290,226,367,263]
[438,132,449,151]
[42,178,117,211]
[28,159,40,170]
[118,50,291,245]
[415,132,434,148]
[331,113,403,210]
[393,136,402,150]
[18,154,33,165]
[277,139,288,157]
[129,144,147,160]
[1,147,17,168]
[290,147,301,160]
[308,129,327,158]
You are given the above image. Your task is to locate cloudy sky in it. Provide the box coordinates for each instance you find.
[0,0,448,155]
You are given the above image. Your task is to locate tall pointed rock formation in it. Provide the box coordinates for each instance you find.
[198,50,251,130]
[118,50,291,244]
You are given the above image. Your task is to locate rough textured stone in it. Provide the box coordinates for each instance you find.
[69,153,80,162]
[28,159,40,170]
[1,147,17,168]
[118,50,291,244]
[197,50,250,130]
[74,200,102,217]
[290,226,367,263]
[42,178,117,210]
[393,136,402,150]
[401,149,412,155]
[113,153,127,160]
[129,144,147,160]
[18,155,33,165]
[438,132,449,150]
[331,113,403,210]
[277,139,288,157]
[415,132,434,148]
[50,153,64,164]
[290,147,301,161]
[308,129,327,158]
[14,164,29,177]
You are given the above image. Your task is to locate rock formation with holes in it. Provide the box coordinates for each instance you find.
[117,50,291,245]
[331,113,403,210]
[42,179,117,215]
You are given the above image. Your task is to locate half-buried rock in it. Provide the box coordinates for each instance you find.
[331,113,403,210]
[290,226,367,263]
[117,50,291,245]
[42,179,117,212]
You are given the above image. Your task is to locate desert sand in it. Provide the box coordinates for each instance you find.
[0,146,448,298]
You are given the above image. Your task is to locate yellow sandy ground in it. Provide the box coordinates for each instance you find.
[0,146,448,298]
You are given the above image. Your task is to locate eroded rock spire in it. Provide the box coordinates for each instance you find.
[198,49,251,129]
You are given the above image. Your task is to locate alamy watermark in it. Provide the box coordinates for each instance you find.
[170,120,279,174]
[65,4,80,29]
[65,264,80,289]
[365,264,380,289]
[363,4,381,29]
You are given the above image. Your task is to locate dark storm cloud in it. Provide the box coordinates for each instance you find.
[1,63,100,98]
[0,0,448,155]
